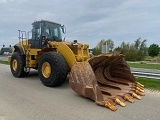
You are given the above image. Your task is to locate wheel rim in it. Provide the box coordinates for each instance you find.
[42,62,51,78]
[12,59,18,71]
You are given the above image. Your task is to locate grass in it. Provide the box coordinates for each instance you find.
[136,77,160,91]
[0,60,9,65]
[143,55,153,61]
[128,62,160,70]
[144,55,160,61]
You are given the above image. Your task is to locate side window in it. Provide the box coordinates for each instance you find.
[46,29,50,35]
[32,26,41,40]
[36,29,41,39]
[54,28,58,37]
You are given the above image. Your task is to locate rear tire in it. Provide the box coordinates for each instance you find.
[10,52,29,77]
[38,52,68,87]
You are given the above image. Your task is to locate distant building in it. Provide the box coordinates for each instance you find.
[1,47,13,55]
[102,44,109,53]
[89,49,93,53]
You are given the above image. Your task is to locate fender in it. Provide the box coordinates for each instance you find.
[13,45,25,55]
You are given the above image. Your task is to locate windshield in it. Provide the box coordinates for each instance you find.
[41,22,62,41]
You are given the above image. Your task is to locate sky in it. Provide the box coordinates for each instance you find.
[0,0,160,48]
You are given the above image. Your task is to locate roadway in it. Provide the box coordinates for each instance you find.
[0,55,8,61]
[0,64,160,120]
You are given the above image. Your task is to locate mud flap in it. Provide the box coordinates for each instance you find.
[69,52,145,111]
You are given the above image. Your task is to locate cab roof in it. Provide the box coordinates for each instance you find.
[32,20,61,25]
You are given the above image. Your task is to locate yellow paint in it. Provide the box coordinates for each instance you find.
[10,40,90,69]
[17,40,29,53]
[17,40,28,46]
[42,62,51,78]
[105,101,117,111]
[132,92,141,100]
[48,41,90,68]
[115,98,126,107]
[29,49,41,55]
[8,56,11,62]
[124,95,134,103]
[12,59,18,71]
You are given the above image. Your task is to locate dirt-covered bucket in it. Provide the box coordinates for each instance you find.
[69,52,144,111]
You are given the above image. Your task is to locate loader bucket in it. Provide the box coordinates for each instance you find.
[69,52,145,111]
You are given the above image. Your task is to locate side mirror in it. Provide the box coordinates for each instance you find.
[61,25,66,34]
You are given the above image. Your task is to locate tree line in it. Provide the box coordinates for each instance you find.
[92,38,160,61]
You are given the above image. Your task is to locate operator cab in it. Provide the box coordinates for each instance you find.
[29,20,65,48]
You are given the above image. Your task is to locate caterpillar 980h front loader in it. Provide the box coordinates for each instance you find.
[8,20,145,111]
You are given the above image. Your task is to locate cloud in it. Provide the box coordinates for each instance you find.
[0,0,6,3]
[0,0,160,48]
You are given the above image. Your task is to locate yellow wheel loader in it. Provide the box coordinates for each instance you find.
[8,20,145,111]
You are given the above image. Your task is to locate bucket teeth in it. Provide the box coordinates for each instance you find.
[115,98,126,107]
[124,95,134,103]
[136,87,144,93]
[105,101,117,111]
[137,84,144,90]
[136,90,145,96]
[132,92,141,100]
[136,82,144,88]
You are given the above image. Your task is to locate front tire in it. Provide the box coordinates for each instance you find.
[38,52,68,87]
